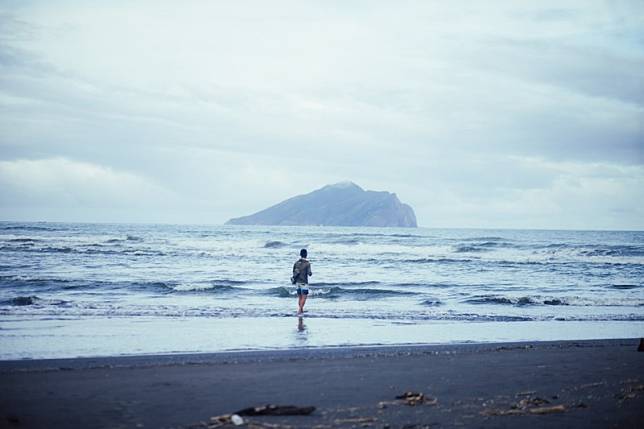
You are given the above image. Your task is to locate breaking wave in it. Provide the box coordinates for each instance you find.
[609,284,640,290]
[7,238,43,243]
[0,295,69,306]
[404,258,474,264]
[104,235,144,243]
[0,244,165,257]
[4,301,642,323]
[463,294,643,307]
[0,276,252,295]
[579,245,644,257]
[0,224,58,231]
[420,299,443,306]
[265,285,417,299]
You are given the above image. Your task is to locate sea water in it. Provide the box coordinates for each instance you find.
[0,222,642,359]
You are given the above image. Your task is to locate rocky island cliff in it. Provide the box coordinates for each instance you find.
[226,182,417,227]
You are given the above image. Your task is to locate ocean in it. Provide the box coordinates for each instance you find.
[1,222,643,359]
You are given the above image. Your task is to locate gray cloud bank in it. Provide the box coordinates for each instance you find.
[0,1,642,229]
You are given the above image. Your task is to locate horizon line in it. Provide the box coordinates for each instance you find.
[0,219,642,233]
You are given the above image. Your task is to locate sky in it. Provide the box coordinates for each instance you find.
[0,0,642,230]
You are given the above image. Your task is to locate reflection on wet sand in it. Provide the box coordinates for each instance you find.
[295,316,309,345]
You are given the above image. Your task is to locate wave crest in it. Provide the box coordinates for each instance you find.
[264,241,288,248]
[265,285,416,299]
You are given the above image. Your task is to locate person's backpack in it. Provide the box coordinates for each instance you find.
[291,261,301,284]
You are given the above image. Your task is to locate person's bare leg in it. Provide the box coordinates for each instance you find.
[298,294,304,313]
[300,294,308,313]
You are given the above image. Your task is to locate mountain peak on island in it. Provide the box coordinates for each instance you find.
[325,181,363,190]
[226,182,417,227]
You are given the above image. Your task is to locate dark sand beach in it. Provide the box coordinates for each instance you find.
[1,339,643,429]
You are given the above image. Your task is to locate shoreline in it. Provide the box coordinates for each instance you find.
[0,337,639,369]
[2,338,642,428]
[3,315,643,360]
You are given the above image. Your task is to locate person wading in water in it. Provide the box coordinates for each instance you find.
[293,248,312,315]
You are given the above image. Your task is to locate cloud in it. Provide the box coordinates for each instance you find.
[404,157,644,230]
[0,158,180,221]
[0,1,642,228]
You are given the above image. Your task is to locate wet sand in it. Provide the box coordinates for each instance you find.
[1,339,643,428]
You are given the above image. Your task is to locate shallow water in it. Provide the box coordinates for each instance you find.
[1,222,643,358]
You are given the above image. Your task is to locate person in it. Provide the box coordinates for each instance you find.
[293,248,312,315]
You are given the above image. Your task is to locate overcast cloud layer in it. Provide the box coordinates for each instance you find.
[0,0,642,229]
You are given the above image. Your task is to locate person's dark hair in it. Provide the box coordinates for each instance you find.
[300,248,307,258]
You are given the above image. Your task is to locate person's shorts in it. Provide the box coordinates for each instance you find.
[296,285,309,295]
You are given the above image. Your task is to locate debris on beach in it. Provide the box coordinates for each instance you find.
[194,405,315,428]
[394,392,438,406]
[333,416,377,424]
[528,405,566,414]
[205,414,238,428]
[201,413,297,429]
[615,383,644,402]
[230,415,244,426]
[235,404,316,416]
[481,393,567,416]
[481,408,524,416]
[516,396,550,408]
[246,423,293,429]
[578,381,606,389]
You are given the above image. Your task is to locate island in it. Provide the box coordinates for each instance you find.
[225,182,417,227]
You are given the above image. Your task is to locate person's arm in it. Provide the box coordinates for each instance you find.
[307,263,312,277]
